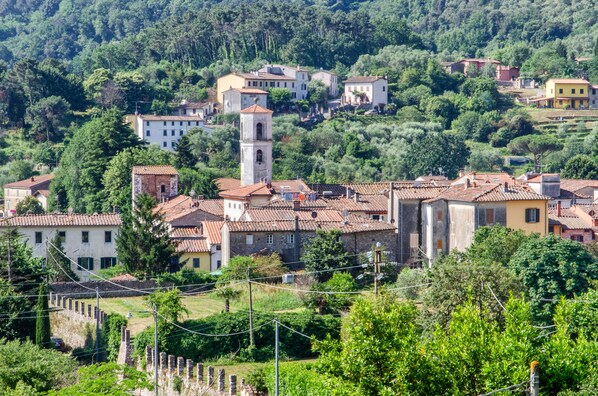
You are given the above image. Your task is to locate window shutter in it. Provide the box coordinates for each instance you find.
[77,257,82,271]
[89,258,94,271]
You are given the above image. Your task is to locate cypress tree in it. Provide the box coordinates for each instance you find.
[35,283,51,347]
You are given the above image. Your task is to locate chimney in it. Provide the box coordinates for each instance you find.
[556,201,561,217]
[459,169,464,178]
[464,178,471,190]
[293,200,300,211]
[346,187,353,199]
[471,171,476,180]
[503,182,508,192]
[30,177,34,182]
[354,192,360,203]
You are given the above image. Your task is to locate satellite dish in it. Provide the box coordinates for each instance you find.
[341,209,349,217]
[311,211,318,219]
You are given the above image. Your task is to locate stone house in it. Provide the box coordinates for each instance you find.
[1,213,121,281]
[422,181,549,264]
[311,70,339,97]
[132,165,178,204]
[171,100,214,119]
[154,195,223,227]
[3,174,53,215]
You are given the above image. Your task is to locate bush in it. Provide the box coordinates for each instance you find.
[158,269,217,287]
[135,311,340,363]
[102,313,128,362]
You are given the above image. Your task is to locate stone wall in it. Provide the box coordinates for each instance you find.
[48,292,106,350]
[50,279,174,299]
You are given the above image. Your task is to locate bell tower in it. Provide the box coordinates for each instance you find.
[240,104,273,186]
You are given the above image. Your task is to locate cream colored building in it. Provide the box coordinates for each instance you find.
[311,70,339,97]
[1,213,122,281]
[342,76,388,109]
[217,72,295,105]
[3,174,53,216]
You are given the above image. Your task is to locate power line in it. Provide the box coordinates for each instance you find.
[478,380,529,396]
[156,312,271,337]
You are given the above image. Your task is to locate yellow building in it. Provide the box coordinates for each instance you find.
[545,78,590,109]
[171,227,212,272]
[505,200,548,235]
[216,72,294,105]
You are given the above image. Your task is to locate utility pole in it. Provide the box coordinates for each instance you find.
[247,267,254,347]
[95,287,100,363]
[7,229,12,283]
[154,304,159,396]
[275,320,279,396]
[374,247,382,297]
[530,361,540,396]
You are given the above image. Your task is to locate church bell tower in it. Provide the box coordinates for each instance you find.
[240,104,273,186]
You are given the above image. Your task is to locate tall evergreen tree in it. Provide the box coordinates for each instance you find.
[116,193,178,276]
[302,230,351,282]
[48,232,79,282]
[35,283,51,347]
[174,134,195,169]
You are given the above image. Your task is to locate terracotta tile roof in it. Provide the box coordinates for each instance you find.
[137,115,206,121]
[225,218,395,233]
[215,178,241,191]
[202,221,224,245]
[344,76,386,83]
[264,199,329,209]
[309,182,394,197]
[558,188,592,200]
[416,175,449,182]
[573,204,598,219]
[4,174,54,189]
[232,72,294,81]
[224,88,268,95]
[242,208,346,222]
[196,200,224,217]
[175,238,209,253]
[170,227,202,238]
[426,183,548,203]
[548,208,591,229]
[393,186,449,200]
[219,182,273,199]
[452,172,515,186]
[240,104,273,114]
[559,179,598,192]
[548,78,589,84]
[1,213,122,227]
[271,180,311,194]
[322,196,388,213]
[132,165,178,175]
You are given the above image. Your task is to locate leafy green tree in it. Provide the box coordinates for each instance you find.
[0,279,30,340]
[509,234,598,323]
[304,272,358,314]
[101,313,128,362]
[269,88,292,112]
[116,193,178,276]
[24,95,71,142]
[8,160,34,181]
[466,225,532,267]
[47,362,151,395]
[35,283,51,347]
[308,80,329,108]
[0,339,77,393]
[174,134,196,168]
[561,154,598,179]
[177,168,219,199]
[303,230,351,282]
[508,134,563,173]
[15,195,44,215]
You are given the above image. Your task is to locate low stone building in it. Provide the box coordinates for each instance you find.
[132,165,178,204]
[3,174,54,215]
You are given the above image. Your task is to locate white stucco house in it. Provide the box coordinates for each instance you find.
[342,76,388,110]
[1,213,122,281]
[131,115,212,151]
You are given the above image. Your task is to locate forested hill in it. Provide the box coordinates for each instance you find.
[1,0,597,69]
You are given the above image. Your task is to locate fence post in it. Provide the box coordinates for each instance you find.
[530,361,540,396]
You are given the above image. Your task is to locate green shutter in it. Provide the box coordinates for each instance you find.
[88,258,94,271]
[77,257,82,271]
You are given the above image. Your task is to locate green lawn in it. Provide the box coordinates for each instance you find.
[84,284,305,335]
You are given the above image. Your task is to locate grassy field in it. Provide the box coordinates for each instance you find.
[83,284,305,334]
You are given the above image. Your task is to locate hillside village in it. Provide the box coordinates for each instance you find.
[1,1,598,394]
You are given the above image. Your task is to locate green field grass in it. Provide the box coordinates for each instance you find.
[84,284,305,334]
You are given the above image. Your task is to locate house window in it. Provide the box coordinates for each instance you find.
[292,82,295,88]
[571,235,584,242]
[171,141,176,147]
[100,257,117,269]
[180,121,183,126]
[559,88,563,94]
[571,89,576,94]
[246,235,254,245]
[171,121,175,126]
[593,89,597,95]
[161,185,166,193]
[163,130,167,136]
[180,130,184,136]
[187,121,191,126]
[256,123,263,140]
[266,234,273,244]
[217,260,221,268]
[82,231,89,243]
[196,121,199,126]
[193,258,200,268]
[163,141,167,147]
[58,231,66,243]
[163,121,167,126]
[548,225,555,234]
[77,257,94,271]
[171,130,175,136]
[146,121,150,126]
[105,231,112,243]
[372,214,380,221]
[436,239,443,250]
[256,149,263,163]
[146,130,151,136]
[559,100,563,105]
[580,89,585,94]
[288,234,295,244]
[35,232,42,244]
[216,245,221,251]
[382,86,386,92]
[276,82,280,87]
[525,208,540,223]
[284,82,287,87]
[436,210,443,221]
[485,208,495,224]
